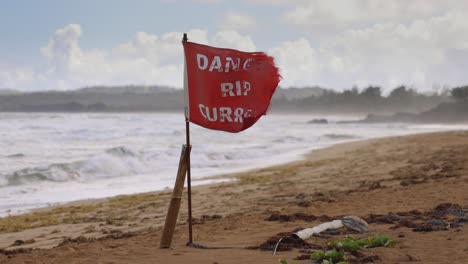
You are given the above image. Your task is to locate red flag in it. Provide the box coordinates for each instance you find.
[183,41,281,133]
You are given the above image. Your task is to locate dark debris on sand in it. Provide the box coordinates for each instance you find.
[253,231,384,263]
[0,248,34,256]
[265,212,333,223]
[249,230,321,252]
[256,203,466,261]
[365,203,467,232]
[58,230,139,247]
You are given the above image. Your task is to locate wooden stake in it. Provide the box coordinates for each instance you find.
[185,118,193,244]
[159,144,191,248]
[182,32,194,245]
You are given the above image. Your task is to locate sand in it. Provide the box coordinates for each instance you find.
[0,131,467,263]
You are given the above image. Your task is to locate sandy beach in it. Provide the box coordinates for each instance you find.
[0,131,467,263]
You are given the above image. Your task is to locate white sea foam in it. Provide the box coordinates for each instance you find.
[0,112,467,216]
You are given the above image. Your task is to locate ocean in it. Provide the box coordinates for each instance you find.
[1,112,467,216]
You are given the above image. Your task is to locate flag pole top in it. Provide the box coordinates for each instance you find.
[183,33,188,42]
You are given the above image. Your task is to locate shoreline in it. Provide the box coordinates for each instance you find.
[0,133,407,217]
[0,128,360,217]
[0,129,464,221]
[0,130,467,263]
[2,115,467,217]
[7,124,458,217]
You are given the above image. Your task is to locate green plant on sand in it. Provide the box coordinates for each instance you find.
[311,248,348,264]
[280,234,396,264]
[328,234,396,251]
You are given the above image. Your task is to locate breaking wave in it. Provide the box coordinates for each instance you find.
[1,146,149,187]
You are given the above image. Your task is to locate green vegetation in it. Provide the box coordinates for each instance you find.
[311,248,348,264]
[272,85,451,114]
[328,234,396,250]
[1,84,464,115]
[280,234,396,264]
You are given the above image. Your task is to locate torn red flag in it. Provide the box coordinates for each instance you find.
[183,41,281,133]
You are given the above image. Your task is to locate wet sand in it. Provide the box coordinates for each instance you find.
[1,131,467,263]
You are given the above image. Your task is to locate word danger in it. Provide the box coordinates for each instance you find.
[199,104,252,123]
[196,54,252,72]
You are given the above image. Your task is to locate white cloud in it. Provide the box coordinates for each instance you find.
[38,26,208,90]
[267,9,468,92]
[269,38,320,87]
[0,24,257,91]
[211,30,256,51]
[41,24,82,62]
[2,1,468,92]
[218,12,256,32]
[325,11,468,91]
[0,65,36,90]
[283,0,468,31]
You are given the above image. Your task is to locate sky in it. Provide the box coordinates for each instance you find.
[1,0,468,93]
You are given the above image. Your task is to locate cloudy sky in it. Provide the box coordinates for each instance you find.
[1,0,468,92]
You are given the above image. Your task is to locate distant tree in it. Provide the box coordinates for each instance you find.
[390,86,408,98]
[451,86,468,101]
[389,85,419,100]
[342,90,356,97]
[361,86,382,98]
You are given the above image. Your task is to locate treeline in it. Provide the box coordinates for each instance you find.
[0,87,184,112]
[357,85,468,123]
[0,85,466,115]
[271,85,455,114]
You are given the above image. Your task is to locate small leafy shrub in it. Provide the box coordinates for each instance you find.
[329,234,396,251]
[279,234,396,264]
[311,248,348,264]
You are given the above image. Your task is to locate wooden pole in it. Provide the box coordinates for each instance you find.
[182,32,194,245]
[159,144,191,248]
[185,119,193,244]
[159,32,193,249]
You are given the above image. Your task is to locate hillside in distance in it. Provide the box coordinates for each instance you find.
[0,85,453,116]
[0,86,325,113]
[0,85,184,112]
